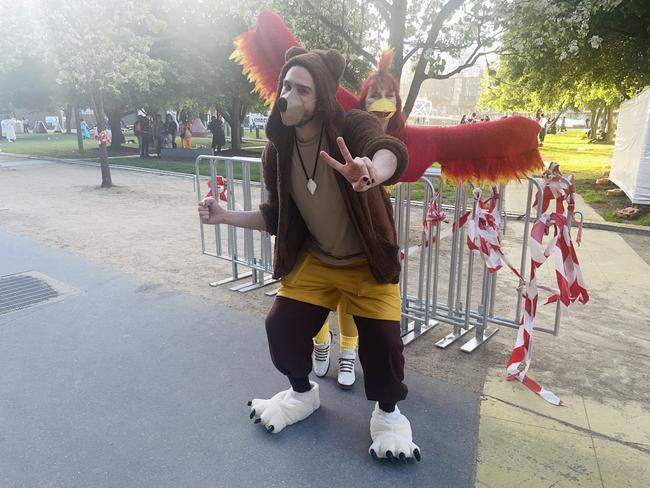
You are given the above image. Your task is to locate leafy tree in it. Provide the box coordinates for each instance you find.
[153,3,260,150]
[0,0,47,76]
[46,0,164,187]
[233,0,505,117]
[481,0,650,142]
[0,57,55,115]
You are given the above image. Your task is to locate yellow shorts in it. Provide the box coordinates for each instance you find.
[277,250,401,321]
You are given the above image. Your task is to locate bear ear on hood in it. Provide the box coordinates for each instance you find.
[285,46,307,61]
[322,49,346,84]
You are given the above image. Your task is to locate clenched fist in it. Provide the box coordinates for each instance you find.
[197,197,226,225]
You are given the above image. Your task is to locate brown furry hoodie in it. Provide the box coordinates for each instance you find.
[259,47,408,284]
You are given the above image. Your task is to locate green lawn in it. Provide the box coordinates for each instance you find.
[0,130,266,159]
[0,131,127,159]
[539,129,649,226]
[3,127,647,225]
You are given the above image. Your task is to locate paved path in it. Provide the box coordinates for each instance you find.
[2,156,649,486]
[0,230,480,487]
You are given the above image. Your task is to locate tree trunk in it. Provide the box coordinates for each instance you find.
[403,70,427,118]
[342,68,359,92]
[590,107,602,140]
[230,98,242,151]
[402,0,464,117]
[605,104,616,144]
[74,105,84,157]
[107,108,125,150]
[65,104,73,134]
[387,0,407,81]
[90,85,112,188]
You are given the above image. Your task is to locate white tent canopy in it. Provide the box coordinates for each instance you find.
[190,117,208,137]
[610,86,650,205]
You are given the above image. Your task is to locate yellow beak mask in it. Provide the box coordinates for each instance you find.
[366,98,397,120]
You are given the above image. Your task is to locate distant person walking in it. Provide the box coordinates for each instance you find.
[134,115,142,149]
[153,113,165,157]
[165,113,178,148]
[538,113,548,146]
[208,114,226,154]
[135,114,151,157]
[80,119,91,139]
[22,118,30,133]
[179,118,192,149]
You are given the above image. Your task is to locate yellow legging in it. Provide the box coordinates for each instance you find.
[314,303,358,351]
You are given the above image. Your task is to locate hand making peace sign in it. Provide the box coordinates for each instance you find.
[320,137,377,192]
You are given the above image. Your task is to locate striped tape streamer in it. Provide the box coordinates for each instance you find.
[504,162,589,404]
[466,187,504,272]
[400,193,470,261]
[205,176,228,202]
[464,171,589,405]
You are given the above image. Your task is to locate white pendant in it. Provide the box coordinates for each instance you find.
[307,178,317,195]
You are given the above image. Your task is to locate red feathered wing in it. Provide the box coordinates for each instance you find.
[234,11,542,183]
[401,116,544,183]
[232,10,359,110]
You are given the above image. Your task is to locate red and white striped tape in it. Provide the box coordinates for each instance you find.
[466,187,505,273]
[534,162,583,246]
[506,212,589,405]
[400,193,470,261]
[97,130,111,145]
[464,168,589,406]
[205,176,228,202]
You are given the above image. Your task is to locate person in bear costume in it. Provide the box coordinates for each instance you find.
[199,46,420,462]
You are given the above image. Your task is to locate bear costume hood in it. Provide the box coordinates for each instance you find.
[265,47,346,148]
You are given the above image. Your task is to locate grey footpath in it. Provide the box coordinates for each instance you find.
[0,229,480,488]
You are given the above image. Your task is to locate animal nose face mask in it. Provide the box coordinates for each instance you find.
[278,89,317,127]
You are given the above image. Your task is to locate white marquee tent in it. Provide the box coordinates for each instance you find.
[609,86,650,205]
[190,117,208,137]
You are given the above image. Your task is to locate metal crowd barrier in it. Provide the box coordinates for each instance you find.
[195,155,277,293]
[396,168,578,350]
[196,156,573,352]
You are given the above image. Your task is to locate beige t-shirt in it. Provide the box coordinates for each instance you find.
[289,131,364,266]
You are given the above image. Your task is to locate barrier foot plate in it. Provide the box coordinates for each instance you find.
[435,325,475,349]
[401,319,438,346]
[460,327,499,353]
[265,287,280,297]
[235,279,279,293]
[209,272,253,287]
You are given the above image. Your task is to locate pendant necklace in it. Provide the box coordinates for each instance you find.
[295,123,324,195]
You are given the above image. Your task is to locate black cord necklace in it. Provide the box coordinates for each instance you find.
[294,122,324,195]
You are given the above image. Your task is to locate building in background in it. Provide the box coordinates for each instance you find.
[401,66,485,125]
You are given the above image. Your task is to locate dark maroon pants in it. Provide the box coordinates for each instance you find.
[265,296,408,405]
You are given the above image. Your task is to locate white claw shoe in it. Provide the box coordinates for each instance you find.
[312,332,332,377]
[337,349,356,390]
[248,381,320,434]
[369,403,421,462]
